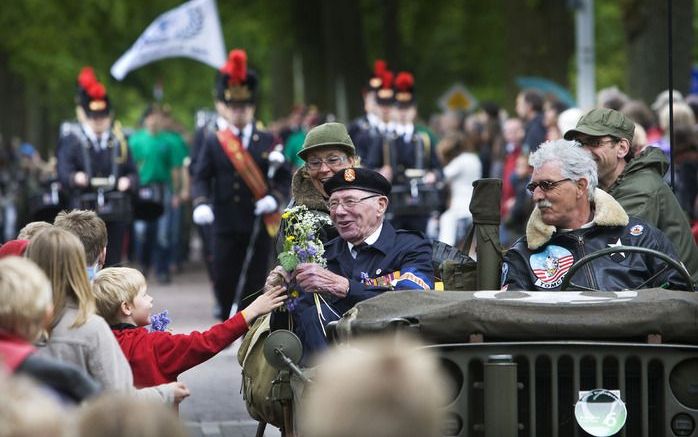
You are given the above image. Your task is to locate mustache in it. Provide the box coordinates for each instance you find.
[537,200,553,209]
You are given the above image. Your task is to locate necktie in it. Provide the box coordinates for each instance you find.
[351,242,368,259]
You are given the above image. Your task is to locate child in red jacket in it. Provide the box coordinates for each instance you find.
[92,267,286,388]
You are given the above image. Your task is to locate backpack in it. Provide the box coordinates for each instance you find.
[237,314,286,428]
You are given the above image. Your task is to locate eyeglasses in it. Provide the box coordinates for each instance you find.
[526,178,573,193]
[306,155,348,170]
[328,194,380,211]
[576,137,619,148]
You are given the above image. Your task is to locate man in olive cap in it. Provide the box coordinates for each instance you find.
[565,107,698,284]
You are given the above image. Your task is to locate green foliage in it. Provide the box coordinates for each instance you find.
[0,0,694,151]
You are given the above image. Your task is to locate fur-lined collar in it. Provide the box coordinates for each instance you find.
[291,167,330,213]
[525,188,629,250]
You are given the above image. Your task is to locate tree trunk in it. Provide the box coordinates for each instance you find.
[622,0,693,103]
[503,0,575,101]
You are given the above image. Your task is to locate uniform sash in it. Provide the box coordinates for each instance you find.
[216,129,281,237]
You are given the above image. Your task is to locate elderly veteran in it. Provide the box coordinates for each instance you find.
[502,139,690,291]
[291,167,434,359]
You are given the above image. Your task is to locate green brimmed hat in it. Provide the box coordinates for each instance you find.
[564,108,635,142]
[298,122,356,161]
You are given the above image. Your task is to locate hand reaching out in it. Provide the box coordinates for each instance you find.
[241,285,287,324]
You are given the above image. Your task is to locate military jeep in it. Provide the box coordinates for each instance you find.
[264,179,698,437]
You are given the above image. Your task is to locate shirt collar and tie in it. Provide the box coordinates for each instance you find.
[230,123,254,149]
[347,223,383,259]
[81,123,110,150]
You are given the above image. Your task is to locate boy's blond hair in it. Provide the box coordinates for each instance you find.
[16,221,52,240]
[93,267,146,325]
[0,256,52,341]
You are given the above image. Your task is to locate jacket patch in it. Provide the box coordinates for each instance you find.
[629,224,644,236]
[530,245,574,289]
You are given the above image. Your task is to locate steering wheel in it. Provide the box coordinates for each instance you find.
[559,245,694,292]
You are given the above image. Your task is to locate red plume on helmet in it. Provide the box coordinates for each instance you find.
[368,59,388,91]
[381,70,394,90]
[216,49,257,104]
[375,70,395,104]
[87,82,106,99]
[394,71,415,107]
[78,66,97,89]
[395,72,414,92]
[374,59,387,77]
[76,66,110,116]
[228,49,247,86]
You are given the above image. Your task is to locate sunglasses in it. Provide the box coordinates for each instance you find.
[526,178,573,193]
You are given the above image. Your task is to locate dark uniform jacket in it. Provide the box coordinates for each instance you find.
[56,123,138,207]
[292,221,434,360]
[368,129,441,184]
[351,118,387,168]
[191,124,291,234]
[502,189,690,291]
[324,221,434,313]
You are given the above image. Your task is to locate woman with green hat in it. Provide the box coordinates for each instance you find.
[276,122,357,248]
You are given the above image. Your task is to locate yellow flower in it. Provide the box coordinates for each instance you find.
[282,211,290,219]
[290,290,300,298]
[286,235,295,242]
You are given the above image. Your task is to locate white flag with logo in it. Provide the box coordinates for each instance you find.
[111,0,226,80]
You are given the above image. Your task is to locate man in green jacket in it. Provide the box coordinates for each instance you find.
[565,108,698,285]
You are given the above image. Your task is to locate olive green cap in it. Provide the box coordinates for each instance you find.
[564,108,635,142]
[297,122,356,161]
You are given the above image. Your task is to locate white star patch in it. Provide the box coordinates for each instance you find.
[607,238,625,258]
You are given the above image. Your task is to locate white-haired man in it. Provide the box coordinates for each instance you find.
[501,140,690,291]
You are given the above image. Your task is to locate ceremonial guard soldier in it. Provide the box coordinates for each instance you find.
[368,71,441,234]
[348,59,386,164]
[351,62,396,167]
[56,67,138,268]
[191,49,291,319]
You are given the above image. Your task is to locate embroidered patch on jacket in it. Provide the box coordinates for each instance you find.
[529,245,574,289]
[629,224,644,236]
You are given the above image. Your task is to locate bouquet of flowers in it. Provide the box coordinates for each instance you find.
[277,204,332,311]
[149,310,171,332]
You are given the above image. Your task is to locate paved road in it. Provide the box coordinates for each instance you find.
[148,262,280,437]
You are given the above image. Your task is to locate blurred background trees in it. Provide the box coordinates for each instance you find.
[0,0,694,156]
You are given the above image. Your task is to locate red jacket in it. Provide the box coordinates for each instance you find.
[112,313,248,387]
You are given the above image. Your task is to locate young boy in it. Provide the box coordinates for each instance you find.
[92,267,286,387]
[0,256,100,403]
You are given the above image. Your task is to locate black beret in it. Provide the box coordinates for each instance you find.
[324,168,392,197]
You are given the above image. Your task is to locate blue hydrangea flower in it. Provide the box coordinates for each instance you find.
[150,310,171,332]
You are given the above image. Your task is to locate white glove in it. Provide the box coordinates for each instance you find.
[268,149,285,167]
[254,195,278,216]
[193,204,214,225]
